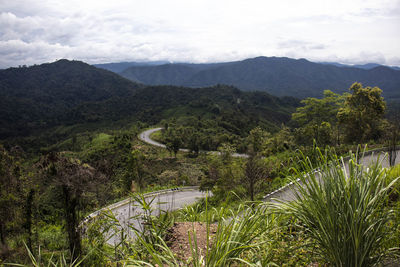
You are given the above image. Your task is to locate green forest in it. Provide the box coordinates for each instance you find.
[0,61,400,266]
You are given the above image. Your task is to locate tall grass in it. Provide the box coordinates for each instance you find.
[5,243,85,267]
[204,204,267,266]
[123,193,273,266]
[277,148,399,266]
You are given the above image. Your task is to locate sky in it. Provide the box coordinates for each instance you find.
[0,0,399,68]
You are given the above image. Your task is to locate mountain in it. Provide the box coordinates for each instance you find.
[119,57,400,99]
[321,62,400,71]
[94,61,170,73]
[0,59,140,138]
[67,85,299,136]
[0,60,299,142]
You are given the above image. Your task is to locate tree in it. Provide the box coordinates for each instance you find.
[292,90,344,146]
[201,145,242,201]
[337,82,386,143]
[218,143,236,163]
[387,123,398,167]
[383,118,400,167]
[126,149,147,191]
[265,125,295,155]
[165,128,182,157]
[185,127,200,155]
[39,153,100,262]
[0,145,23,258]
[243,153,268,201]
[247,127,270,153]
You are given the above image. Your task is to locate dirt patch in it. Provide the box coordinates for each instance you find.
[166,222,217,261]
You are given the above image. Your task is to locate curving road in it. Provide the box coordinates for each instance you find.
[138,127,248,158]
[84,129,400,245]
[83,187,209,245]
[263,149,400,203]
[107,188,209,245]
[139,128,400,204]
[138,127,167,149]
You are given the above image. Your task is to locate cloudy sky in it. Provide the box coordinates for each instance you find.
[1,0,399,68]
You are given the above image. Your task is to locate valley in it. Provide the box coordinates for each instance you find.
[0,59,399,266]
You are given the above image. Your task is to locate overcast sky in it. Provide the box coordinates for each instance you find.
[1,0,399,68]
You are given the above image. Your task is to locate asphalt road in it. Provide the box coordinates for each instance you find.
[103,189,209,245]
[88,129,400,245]
[138,127,248,157]
[139,128,400,204]
[263,149,400,203]
[138,127,167,148]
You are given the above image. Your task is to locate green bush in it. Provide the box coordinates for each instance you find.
[278,148,399,266]
[39,224,68,251]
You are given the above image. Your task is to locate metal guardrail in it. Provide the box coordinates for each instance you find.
[262,146,399,201]
[140,127,399,203]
[82,186,200,224]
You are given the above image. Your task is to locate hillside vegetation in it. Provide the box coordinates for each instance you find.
[119,56,400,99]
[0,59,399,266]
[0,60,140,138]
[0,60,299,151]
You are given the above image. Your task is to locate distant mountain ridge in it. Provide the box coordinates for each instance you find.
[0,59,299,140]
[105,57,400,99]
[94,61,170,73]
[319,62,400,70]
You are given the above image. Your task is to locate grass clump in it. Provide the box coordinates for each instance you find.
[278,148,399,266]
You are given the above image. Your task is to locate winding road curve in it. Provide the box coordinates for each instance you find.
[86,128,400,244]
[139,127,249,157]
[139,128,400,203]
[83,187,209,245]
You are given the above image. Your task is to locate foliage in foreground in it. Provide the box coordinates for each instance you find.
[124,201,273,266]
[277,148,400,266]
[5,149,400,266]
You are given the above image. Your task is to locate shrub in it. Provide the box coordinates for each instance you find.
[278,148,399,266]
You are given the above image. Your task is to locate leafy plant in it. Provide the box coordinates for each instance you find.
[277,148,399,266]
[5,243,85,267]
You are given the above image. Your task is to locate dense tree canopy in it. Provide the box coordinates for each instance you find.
[337,82,386,143]
[292,90,344,146]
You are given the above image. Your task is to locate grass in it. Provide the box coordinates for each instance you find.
[149,130,163,143]
[277,148,400,266]
[10,146,400,266]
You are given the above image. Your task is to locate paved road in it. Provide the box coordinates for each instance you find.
[139,128,400,204]
[138,127,248,157]
[99,188,209,245]
[138,127,167,148]
[91,129,400,245]
[263,149,400,203]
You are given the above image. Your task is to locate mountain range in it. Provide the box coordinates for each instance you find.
[319,62,400,70]
[0,60,298,141]
[96,57,400,99]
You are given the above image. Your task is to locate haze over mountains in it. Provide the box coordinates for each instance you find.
[96,56,400,99]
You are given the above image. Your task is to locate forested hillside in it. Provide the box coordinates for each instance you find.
[0,60,299,150]
[0,60,140,138]
[1,59,400,266]
[119,56,400,99]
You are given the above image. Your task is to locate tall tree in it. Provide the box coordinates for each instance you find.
[247,127,270,153]
[384,114,400,167]
[292,90,344,146]
[243,153,268,201]
[39,153,100,262]
[337,82,386,143]
[126,149,147,191]
[0,145,22,258]
[165,128,182,157]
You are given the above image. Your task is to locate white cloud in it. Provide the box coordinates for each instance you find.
[0,0,399,68]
